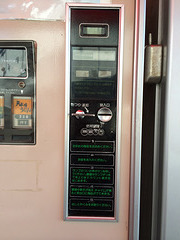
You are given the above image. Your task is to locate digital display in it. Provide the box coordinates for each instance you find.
[71,168,113,184]
[70,186,113,197]
[70,199,113,211]
[73,49,115,61]
[86,27,105,35]
[71,154,114,165]
[80,24,109,38]
[0,48,27,78]
[71,141,114,153]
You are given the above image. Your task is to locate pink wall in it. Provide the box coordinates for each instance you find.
[0,0,135,238]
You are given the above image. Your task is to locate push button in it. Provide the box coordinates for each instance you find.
[80,128,88,136]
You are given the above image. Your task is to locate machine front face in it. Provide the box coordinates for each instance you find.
[65,6,123,221]
[0,41,36,144]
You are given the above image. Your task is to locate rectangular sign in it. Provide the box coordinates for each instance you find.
[70,199,113,211]
[71,141,115,153]
[70,167,114,184]
[70,154,114,166]
[70,185,113,198]
[12,96,33,129]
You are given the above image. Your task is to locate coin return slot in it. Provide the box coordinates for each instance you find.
[0,135,4,141]
[12,134,33,142]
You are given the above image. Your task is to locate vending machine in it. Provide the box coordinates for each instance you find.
[0,0,145,240]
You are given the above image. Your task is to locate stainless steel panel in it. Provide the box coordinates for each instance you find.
[161,0,180,239]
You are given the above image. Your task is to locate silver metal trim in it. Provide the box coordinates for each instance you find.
[32,41,36,145]
[129,0,146,239]
[160,0,180,239]
[151,0,163,238]
[64,3,124,222]
[71,113,95,117]
[79,23,109,39]
[64,3,71,220]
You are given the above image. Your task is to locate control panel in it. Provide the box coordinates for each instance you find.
[0,41,36,144]
[65,6,123,221]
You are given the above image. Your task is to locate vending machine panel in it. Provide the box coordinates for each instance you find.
[0,41,36,144]
[65,5,123,221]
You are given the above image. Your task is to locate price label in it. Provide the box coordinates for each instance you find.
[12,96,33,129]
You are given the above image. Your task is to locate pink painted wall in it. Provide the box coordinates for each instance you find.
[0,0,135,238]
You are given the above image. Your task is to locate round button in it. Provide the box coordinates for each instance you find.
[80,128,88,136]
[97,108,112,122]
[75,110,85,119]
[88,129,93,135]
[93,129,99,135]
[18,81,26,88]
[99,129,105,136]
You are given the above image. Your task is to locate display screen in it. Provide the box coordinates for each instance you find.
[0,48,27,77]
[80,24,109,37]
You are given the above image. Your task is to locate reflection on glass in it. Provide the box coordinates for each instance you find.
[73,49,116,61]
[0,48,27,77]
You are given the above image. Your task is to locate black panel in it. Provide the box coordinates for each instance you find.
[140,0,159,237]
[71,9,119,46]
[68,7,120,219]
[0,41,36,144]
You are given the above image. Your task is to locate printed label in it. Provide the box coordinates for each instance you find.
[12,96,33,129]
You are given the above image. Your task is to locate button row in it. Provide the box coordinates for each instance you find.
[81,128,105,136]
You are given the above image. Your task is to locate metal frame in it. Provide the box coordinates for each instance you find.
[64,3,124,222]
[160,0,180,239]
[129,0,146,239]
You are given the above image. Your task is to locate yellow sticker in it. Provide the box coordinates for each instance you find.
[0,96,4,113]
[12,96,33,129]
[12,97,32,115]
